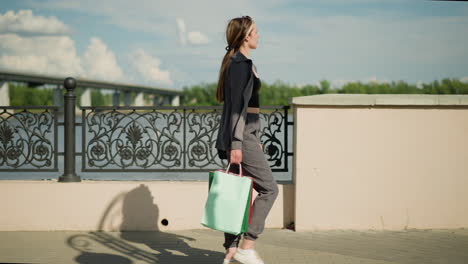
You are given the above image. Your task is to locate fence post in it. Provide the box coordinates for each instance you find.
[59,77,81,182]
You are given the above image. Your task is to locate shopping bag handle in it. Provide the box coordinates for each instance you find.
[226,163,243,177]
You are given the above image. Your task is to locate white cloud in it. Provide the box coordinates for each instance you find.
[0,9,81,78]
[0,9,70,35]
[187,31,210,45]
[175,18,210,45]
[0,9,177,86]
[176,18,187,45]
[461,77,468,83]
[0,33,83,76]
[82,37,124,82]
[127,49,173,86]
[0,10,124,83]
[0,33,126,83]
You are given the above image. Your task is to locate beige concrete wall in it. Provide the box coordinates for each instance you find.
[0,180,292,231]
[293,103,468,231]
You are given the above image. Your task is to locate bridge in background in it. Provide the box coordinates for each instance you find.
[0,70,183,107]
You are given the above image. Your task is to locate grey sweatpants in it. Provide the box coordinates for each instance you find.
[223,113,279,249]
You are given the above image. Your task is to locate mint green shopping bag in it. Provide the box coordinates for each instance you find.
[201,164,253,235]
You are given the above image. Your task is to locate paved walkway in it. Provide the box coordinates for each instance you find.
[0,228,467,264]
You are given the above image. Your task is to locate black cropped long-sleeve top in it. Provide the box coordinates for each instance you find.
[215,50,258,159]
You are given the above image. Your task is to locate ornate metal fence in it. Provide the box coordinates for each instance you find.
[0,106,58,172]
[81,105,291,172]
[1,77,293,181]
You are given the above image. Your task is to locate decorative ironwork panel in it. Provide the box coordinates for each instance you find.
[185,108,225,169]
[82,108,183,171]
[259,107,288,170]
[0,107,58,171]
[82,106,290,172]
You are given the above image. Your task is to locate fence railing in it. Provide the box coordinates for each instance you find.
[1,77,293,181]
[0,106,58,172]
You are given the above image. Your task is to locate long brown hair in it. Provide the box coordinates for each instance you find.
[216,16,255,103]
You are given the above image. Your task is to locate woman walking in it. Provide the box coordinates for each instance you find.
[215,16,279,264]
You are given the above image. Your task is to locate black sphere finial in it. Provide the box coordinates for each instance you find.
[64,77,76,91]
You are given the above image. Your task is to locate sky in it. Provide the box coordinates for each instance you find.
[0,0,467,91]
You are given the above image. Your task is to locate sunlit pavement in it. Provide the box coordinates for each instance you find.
[0,228,467,264]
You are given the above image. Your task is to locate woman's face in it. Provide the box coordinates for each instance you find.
[246,24,258,49]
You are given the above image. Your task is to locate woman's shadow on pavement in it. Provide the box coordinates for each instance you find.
[68,184,223,264]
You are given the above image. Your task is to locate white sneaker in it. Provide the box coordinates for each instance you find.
[234,248,265,264]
